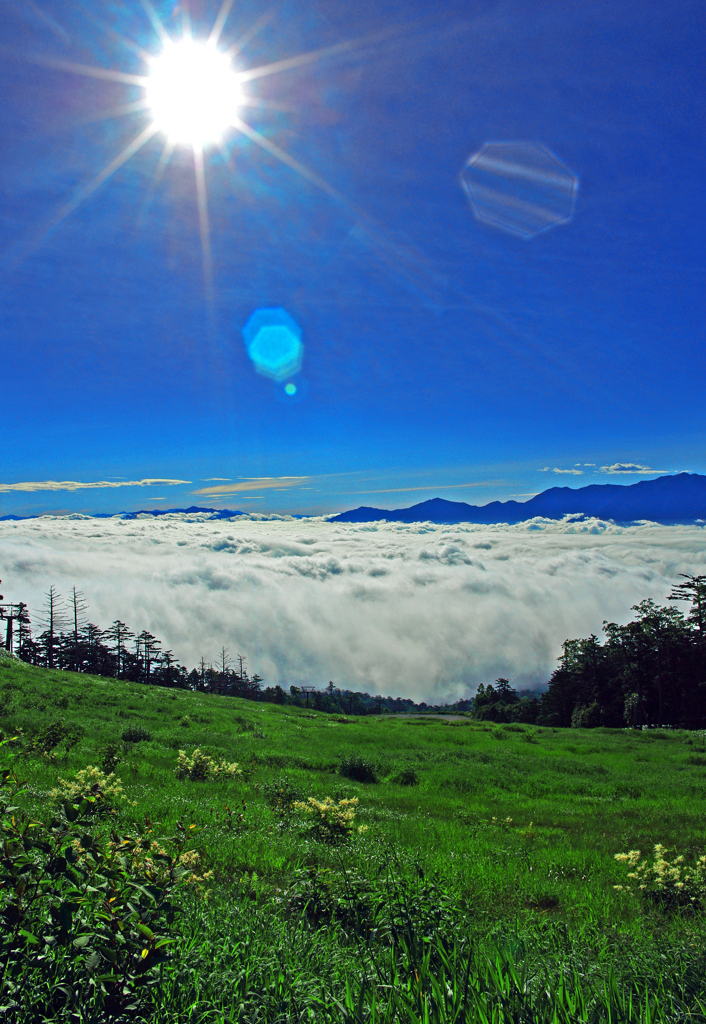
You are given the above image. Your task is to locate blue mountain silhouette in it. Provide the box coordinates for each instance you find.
[0,507,244,522]
[330,473,706,525]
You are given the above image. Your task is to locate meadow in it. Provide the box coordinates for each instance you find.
[2,654,706,1022]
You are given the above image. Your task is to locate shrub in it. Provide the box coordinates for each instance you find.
[0,736,197,1019]
[391,767,419,786]
[27,720,85,760]
[571,702,603,728]
[121,725,152,743]
[283,865,374,926]
[50,765,130,814]
[263,774,301,814]
[293,796,367,844]
[100,741,122,774]
[339,754,377,783]
[614,844,706,909]
[175,748,242,782]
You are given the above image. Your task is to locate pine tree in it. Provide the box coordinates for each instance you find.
[69,587,88,672]
[669,574,706,642]
[39,587,64,669]
[105,620,135,679]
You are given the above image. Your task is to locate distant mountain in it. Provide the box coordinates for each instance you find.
[110,507,244,520]
[330,473,706,526]
[0,507,244,522]
[3,475,705,525]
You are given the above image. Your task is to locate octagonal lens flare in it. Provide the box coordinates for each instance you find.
[242,308,304,382]
[460,141,578,240]
[146,39,242,145]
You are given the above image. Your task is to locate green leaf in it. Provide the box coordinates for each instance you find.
[85,951,101,971]
[63,802,79,823]
[19,929,39,945]
[58,901,77,930]
[136,922,155,940]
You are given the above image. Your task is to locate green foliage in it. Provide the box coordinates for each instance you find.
[50,765,130,815]
[100,741,122,774]
[26,719,85,760]
[283,858,459,942]
[263,774,301,814]
[0,737,189,1021]
[174,747,242,782]
[571,701,603,729]
[293,796,366,844]
[4,657,706,1021]
[540,597,706,729]
[339,753,377,783]
[391,766,419,786]
[120,725,152,744]
[615,845,706,910]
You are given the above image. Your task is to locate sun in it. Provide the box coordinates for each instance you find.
[19,0,387,306]
[146,38,243,147]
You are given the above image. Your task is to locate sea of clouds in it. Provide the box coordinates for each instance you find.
[2,514,705,702]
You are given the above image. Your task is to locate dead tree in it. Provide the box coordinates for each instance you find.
[40,586,63,669]
[69,586,88,672]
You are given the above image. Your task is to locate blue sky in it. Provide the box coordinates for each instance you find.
[0,0,703,517]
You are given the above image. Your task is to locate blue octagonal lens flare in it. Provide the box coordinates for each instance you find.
[242,307,303,382]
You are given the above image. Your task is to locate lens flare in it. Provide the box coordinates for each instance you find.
[146,38,242,145]
[242,308,304,382]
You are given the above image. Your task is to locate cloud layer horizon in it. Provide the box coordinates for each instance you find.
[2,516,704,702]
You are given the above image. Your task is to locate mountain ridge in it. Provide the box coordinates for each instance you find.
[2,474,705,525]
[330,473,706,526]
[0,506,245,522]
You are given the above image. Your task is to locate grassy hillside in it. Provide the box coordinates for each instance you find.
[2,656,706,1021]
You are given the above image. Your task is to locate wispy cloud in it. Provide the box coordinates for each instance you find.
[0,479,190,493]
[598,464,666,475]
[201,478,232,482]
[193,476,309,496]
[342,480,506,496]
[539,467,584,475]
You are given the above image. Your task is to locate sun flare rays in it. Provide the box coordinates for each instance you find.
[5,1,465,346]
[6,0,371,300]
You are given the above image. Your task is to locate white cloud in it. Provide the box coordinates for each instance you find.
[2,516,705,703]
[539,467,584,475]
[192,476,309,496]
[598,464,666,475]
[0,479,190,493]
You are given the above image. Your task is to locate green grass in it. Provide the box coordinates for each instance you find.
[2,655,706,1021]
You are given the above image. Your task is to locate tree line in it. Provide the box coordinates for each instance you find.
[471,575,706,729]
[0,583,431,713]
[2,575,705,726]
